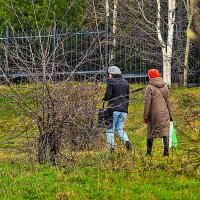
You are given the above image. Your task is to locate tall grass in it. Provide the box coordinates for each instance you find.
[0,84,200,199]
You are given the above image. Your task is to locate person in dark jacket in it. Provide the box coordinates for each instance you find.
[103,66,132,152]
[144,69,173,156]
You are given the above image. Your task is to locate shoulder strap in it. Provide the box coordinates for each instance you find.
[150,84,167,104]
[149,84,172,118]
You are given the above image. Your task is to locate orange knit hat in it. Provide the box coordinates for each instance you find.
[148,69,160,78]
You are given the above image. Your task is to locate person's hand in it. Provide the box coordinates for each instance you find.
[144,119,149,124]
[170,117,173,121]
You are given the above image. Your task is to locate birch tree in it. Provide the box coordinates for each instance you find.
[110,0,118,64]
[105,0,110,68]
[183,0,199,87]
[155,0,176,86]
[104,0,118,65]
[138,0,176,85]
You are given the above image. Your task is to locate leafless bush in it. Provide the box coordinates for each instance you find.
[174,92,200,168]
[35,81,104,165]
[0,77,105,165]
[0,1,107,165]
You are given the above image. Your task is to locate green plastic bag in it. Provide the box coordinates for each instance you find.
[172,128,178,148]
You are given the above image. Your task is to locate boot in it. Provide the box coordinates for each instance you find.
[163,147,169,156]
[110,147,115,153]
[125,141,132,152]
[146,138,153,156]
[163,136,169,156]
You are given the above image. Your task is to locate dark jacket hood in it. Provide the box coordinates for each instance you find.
[149,77,165,88]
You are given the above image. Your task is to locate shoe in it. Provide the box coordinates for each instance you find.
[145,152,152,156]
[163,149,169,156]
[125,141,132,152]
[163,152,169,156]
[110,147,115,153]
[163,137,169,156]
[146,139,153,156]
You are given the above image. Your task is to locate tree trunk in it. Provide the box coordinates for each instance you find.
[105,0,110,68]
[162,54,168,84]
[184,29,191,87]
[156,0,175,86]
[37,100,60,165]
[166,0,176,86]
[156,0,167,83]
[184,0,195,87]
[110,0,118,64]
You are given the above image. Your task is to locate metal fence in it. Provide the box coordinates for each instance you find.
[0,26,199,85]
[0,26,107,82]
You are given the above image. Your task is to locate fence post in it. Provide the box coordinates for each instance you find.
[5,25,9,81]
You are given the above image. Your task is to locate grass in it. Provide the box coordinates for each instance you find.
[0,84,200,199]
[0,158,199,200]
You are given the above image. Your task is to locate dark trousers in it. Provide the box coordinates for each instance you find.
[147,136,169,155]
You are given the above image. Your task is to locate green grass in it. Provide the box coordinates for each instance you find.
[0,84,200,199]
[0,159,199,200]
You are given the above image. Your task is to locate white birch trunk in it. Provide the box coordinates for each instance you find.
[166,0,176,86]
[111,0,118,63]
[105,0,110,67]
[113,0,117,46]
[156,0,167,83]
[105,0,109,18]
[156,0,176,86]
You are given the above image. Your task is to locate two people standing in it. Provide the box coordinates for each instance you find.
[103,66,172,156]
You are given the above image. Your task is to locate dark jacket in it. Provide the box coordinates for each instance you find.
[144,77,172,139]
[104,77,129,113]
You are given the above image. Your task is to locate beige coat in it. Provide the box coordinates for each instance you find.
[143,77,172,139]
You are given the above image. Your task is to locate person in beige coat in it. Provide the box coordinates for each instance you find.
[144,69,172,156]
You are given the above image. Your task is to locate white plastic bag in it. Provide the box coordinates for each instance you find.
[169,121,173,148]
[162,121,173,148]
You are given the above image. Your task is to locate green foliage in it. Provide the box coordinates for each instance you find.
[0,0,89,31]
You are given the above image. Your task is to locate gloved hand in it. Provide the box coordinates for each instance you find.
[144,119,149,124]
[170,118,173,121]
